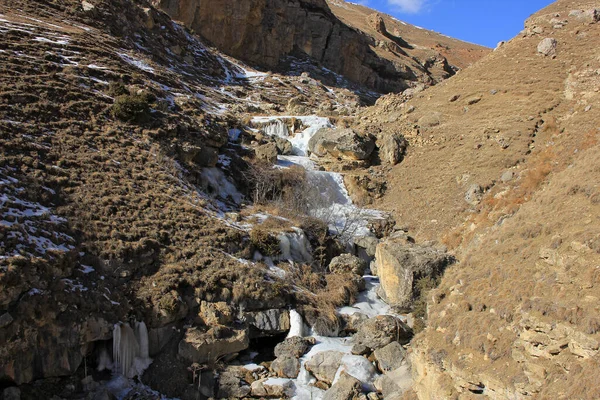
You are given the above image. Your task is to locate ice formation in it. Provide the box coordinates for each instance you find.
[112,321,152,378]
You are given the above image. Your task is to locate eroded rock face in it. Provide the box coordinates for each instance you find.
[243,309,290,337]
[375,236,453,310]
[153,0,425,93]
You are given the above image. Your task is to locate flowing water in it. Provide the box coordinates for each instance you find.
[251,116,404,399]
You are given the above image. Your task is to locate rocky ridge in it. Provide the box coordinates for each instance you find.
[153,0,488,95]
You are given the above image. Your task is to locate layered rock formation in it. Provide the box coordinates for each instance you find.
[153,0,488,93]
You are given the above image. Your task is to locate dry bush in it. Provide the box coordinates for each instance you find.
[249,226,281,257]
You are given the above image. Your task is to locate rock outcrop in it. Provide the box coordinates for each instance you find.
[375,235,453,310]
[153,0,487,93]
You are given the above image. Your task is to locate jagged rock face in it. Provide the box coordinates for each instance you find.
[154,0,426,93]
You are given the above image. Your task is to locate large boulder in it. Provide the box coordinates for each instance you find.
[271,356,301,378]
[373,364,412,398]
[374,236,453,310]
[305,351,345,385]
[243,309,290,337]
[323,371,362,400]
[178,327,249,363]
[308,128,375,161]
[377,131,408,165]
[353,315,412,351]
[274,336,315,359]
[329,254,367,276]
[373,341,406,373]
[537,38,557,57]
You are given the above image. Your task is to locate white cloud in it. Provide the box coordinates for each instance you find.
[387,0,427,14]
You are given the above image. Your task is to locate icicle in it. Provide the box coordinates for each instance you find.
[135,321,150,360]
[97,345,113,372]
[112,324,121,374]
[287,310,304,338]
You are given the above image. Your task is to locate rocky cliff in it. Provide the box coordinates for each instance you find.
[153,0,488,94]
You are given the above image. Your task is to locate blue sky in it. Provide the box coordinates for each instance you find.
[357,0,555,48]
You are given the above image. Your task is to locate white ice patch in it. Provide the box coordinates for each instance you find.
[200,167,243,205]
[251,116,333,156]
[118,52,155,73]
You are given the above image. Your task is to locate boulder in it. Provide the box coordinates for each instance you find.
[342,312,369,335]
[271,356,301,378]
[372,342,406,373]
[244,309,290,337]
[374,237,452,310]
[323,371,362,400]
[274,136,293,155]
[312,313,343,337]
[178,327,249,363]
[308,128,375,160]
[255,142,278,163]
[274,336,315,359]
[305,351,345,385]
[353,236,379,264]
[465,183,484,205]
[251,378,295,398]
[373,364,412,398]
[199,301,234,326]
[537,38,557,57]
[569,9,600,23]
[377,131,408,165]
[329,254,367,276]
[217,366,252,398]
[354,315,412,350]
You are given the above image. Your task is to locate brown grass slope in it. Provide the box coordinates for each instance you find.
[358,0,600,398]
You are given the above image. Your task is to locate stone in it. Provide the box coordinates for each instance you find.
[323,371,362,400]
[417,112,441,127]
[199,301,234,326]
[329,254,367,276]
[178,327,249,363]
[501,170,515,182]
[312,313,343,337]
[537,38,557,57]
[351,344,370,356]
[373,342,406,373]
[354,315,412,350]
[217,367,252,398]
[274,136,293,155]
[274,336,315,359]
[2,387,21,400]
[255,142,278,163]
[81,0,95,11]
[377,131,407,165]
[251,378,295,398]
[148,325,175,356]
[465,183,484,206]
[373,365,412,398]
[353,236,379,260]
[308,128,375,161]
[0,312,14,328]
[244,309,290,337]
[271,356,301,378]
[342,313,369,335]
[305,351,345,385]
[569,9,600,23]
[466,96,482,105]
[374,237,452,310]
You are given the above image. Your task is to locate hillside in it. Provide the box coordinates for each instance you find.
[153,0,489,95]
[355,0,600,397]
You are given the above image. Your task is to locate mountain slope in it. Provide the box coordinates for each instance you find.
[153,0,489,94]
[356,0,600,397]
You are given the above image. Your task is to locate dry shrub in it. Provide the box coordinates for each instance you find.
[249,226,281,257]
